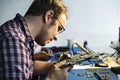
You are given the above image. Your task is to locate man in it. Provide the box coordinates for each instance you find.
[0,0,71,80]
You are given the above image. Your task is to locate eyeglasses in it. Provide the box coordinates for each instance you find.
[56,18,65,34]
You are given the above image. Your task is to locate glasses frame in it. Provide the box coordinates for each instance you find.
[56,18,65,34]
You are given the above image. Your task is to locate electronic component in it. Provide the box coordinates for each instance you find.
[111,66,120,74]
[94,72,111,80]
[68,68,118,80]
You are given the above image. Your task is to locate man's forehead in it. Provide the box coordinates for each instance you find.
[59,14,67,25]
[59,14,67,20]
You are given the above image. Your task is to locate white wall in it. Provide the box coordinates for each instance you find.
[0,0,33,24]
[0,0,120,53]
[47,0,120,53]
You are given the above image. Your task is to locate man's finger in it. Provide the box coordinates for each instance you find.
[54,60,66,68]
[41,51,53,56]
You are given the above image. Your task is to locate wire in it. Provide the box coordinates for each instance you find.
[72,43,76,54]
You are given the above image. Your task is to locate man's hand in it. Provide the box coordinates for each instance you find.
[45,61,71,80]
[34,48,53,61]
[60,53,71,61]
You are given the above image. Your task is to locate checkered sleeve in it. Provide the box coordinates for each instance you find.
[0,24,33,80]
[0,14,34,80]
[0,34,33,80]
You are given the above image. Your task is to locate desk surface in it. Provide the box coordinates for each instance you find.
[68,66,118,80]
[40,47,120,80]
[67,53,120,80]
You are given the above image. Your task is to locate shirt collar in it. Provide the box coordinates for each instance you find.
[14,13,34,41]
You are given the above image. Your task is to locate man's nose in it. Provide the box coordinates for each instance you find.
[54,35,58,41]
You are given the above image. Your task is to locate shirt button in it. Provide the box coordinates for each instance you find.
[31,43,34,46]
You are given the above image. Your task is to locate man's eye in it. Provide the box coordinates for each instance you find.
[58,26,62,31]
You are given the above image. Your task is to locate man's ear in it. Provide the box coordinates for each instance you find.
[43,10,54,23]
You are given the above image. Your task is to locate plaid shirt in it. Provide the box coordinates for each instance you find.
[0,14,34,80]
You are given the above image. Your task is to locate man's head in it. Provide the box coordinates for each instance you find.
[25,0,68,19]
[25,0,68,46]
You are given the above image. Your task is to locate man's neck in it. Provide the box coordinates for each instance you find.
[24,15,43,38]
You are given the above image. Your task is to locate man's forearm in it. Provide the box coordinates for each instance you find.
[33,61,54,76]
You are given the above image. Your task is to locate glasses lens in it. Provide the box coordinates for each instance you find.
[57,18,65,34]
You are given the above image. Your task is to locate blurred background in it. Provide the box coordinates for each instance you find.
[0,0,120,53]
